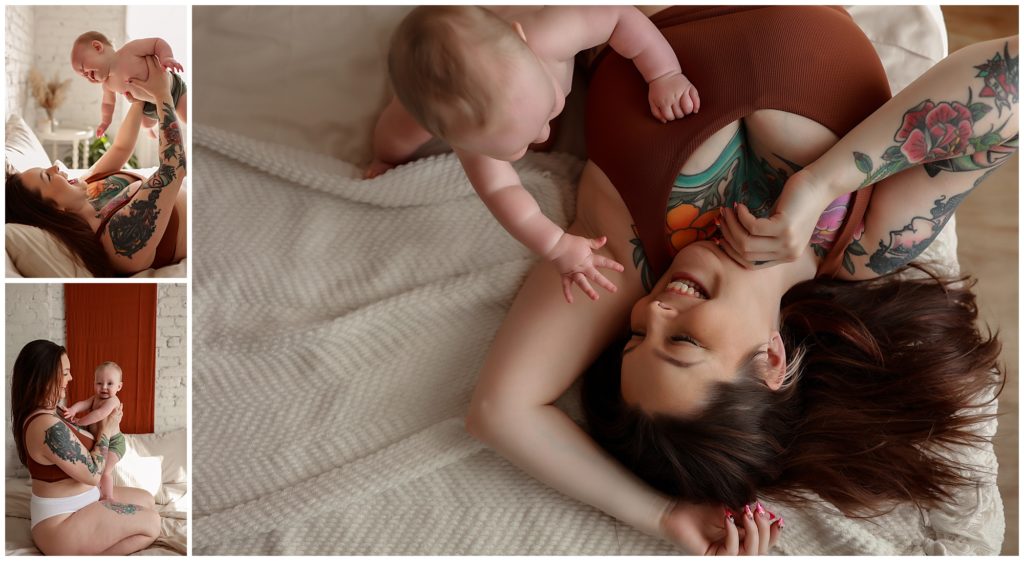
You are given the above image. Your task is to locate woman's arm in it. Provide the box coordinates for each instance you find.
[87,101,145,178]
[29,415,117,486]
[720,36,1019,266]
[101,56,186,272]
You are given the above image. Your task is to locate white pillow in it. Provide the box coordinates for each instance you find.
[5,114,51,172]
[126,429,187,484]
[5,223,93,278]
[112,449,163,498]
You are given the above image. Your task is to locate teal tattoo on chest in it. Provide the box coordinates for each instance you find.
[103,502,138,515]
[107,102,184,259]
[89,175,132,215]
[853,42,1018,188]
[668,125,797,219]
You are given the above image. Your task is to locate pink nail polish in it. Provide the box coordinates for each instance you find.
[768,510,776,520]
[726,514,735,525]
[755,502,765,517]
[743,504,753,519]
[724,508,735,518]
[778,517,785,529]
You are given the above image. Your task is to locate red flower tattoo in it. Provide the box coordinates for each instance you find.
[895,101,974,164]
[163,121,182,146]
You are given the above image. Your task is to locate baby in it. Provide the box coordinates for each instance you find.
[369,7,700,302]
[63,361,126,501]
[70,31,188,137]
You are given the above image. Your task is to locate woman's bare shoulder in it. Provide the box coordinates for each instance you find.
[575,160,643,280]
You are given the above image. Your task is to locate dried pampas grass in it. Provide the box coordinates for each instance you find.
[28,68,71,120]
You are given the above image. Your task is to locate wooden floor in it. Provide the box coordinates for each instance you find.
[941,5,1018,555]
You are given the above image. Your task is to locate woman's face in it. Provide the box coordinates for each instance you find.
[20,165,86,211]
[620,241,780,416]
[54,354,72,407]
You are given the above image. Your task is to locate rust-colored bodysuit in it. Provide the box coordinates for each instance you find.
[586,6,892,278]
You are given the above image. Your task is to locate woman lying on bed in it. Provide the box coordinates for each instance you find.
[6,55,186,277]
[11,340,161,555]
[466,6,1017,555]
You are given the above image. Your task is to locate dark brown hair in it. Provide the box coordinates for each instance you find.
[6,170,113,277]
[388,6,528,137]
[11,340,68,466]
[582,264,1003,516]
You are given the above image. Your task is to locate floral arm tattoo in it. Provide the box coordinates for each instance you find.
[107,101,185,258]
[852,42,1018,188]
[847,42,1019,275]
[44,420,108,476]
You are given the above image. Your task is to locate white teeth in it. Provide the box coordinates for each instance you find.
[667,280,707,299]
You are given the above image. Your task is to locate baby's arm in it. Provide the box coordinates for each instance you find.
[62,397,94,420]
[456,149,623,303]
[121,37,183,72]
[526,6,699,121]
[96,88,117,137]
[75,395,120,427]
[365,96,435,178]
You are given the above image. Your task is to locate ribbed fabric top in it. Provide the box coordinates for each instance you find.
[586,6,891,278]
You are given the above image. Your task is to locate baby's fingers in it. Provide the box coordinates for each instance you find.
[587,268,618,294]
[562,276,575,304]
[689,87,701,113]
[679,91,694,115]
[650,102,667,124]
[572,273,599,301]
[592,254,624,273]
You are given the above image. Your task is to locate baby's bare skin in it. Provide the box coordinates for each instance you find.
[374,7,699,303]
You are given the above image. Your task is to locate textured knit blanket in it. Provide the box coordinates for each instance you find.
[192,125,1002,554]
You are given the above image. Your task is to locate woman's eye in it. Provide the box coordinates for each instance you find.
[671,334,701,346]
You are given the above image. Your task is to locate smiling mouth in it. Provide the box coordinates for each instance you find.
[666,273,709,299]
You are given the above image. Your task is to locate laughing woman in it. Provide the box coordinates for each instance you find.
[467,6,1016,554]
[6,55,187,277]
[12,340,161,555]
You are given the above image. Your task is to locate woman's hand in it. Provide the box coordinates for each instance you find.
[127,55,173,102]
[662,500,783,555]
[546,233,625,303]
[717,169,835,268]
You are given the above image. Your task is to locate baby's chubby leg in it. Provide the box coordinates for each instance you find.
[100,449,122,502]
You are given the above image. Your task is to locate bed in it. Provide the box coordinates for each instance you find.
[4,115,187,278]
[5,429,188,555]
[190,6,1003,554]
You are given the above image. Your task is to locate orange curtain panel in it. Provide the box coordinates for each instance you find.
[65,284,157,434]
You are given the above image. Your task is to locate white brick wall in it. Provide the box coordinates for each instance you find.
[30,6,127,135]
[155,284,187,432]
[5,284,65,477]
[5,6,36,122]
[5,284,187,475]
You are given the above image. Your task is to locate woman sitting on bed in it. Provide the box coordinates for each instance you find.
[5,55,186,277]
[11,340,161,555]
[466,7,1016,555]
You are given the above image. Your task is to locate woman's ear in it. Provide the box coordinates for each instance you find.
[762,331,788,391]
[511,21,528,43]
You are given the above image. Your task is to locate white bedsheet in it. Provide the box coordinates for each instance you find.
[191,5,1002,555]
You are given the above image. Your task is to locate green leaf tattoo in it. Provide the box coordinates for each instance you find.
[629,225,653,293]
[103,502,139,515]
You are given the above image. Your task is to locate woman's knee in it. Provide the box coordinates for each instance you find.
[142,507,162,537]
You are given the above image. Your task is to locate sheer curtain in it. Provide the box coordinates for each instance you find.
[126,5,189,168]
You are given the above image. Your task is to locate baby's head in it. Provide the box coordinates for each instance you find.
[94,361,123,400]
[70,31,116,84]
[389,6,564,162]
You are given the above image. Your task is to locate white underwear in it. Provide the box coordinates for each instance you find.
[30,487,100,529]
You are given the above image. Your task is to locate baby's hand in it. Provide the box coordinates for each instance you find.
[364,159,395,179]
[648,72,700,123]
[96,120,111,138]
[547,233,624,304]
[161,57,184,73]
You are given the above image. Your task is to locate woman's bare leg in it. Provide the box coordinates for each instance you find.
[32,499,160,555]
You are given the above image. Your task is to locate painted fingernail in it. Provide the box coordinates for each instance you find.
[733,202,738,208]
[724,508,735,518]
[768,510,776,520]
[778,517,785,529]
[755,502,765,518]
[726,514,735,525]
[743,504,753,519]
